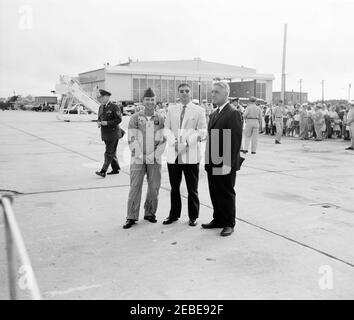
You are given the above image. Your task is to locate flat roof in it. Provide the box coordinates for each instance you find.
[80,59,275,81]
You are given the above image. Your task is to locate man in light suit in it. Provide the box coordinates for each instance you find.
[163,83,207,226]
[203,81,243,237]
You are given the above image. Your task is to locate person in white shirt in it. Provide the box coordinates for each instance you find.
[163,83,207,226]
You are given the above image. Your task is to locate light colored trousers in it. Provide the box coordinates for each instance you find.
[299,120,308,139]
[243,119,260,152]
[275,119,283,142]
[314,123,323,140]
[127,163,161,221]
[350,123,354,147]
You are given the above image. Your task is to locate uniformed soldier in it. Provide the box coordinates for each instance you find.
[299,105,309,140]
[313,103,325,141]
[273,101,284,144]
[95,89,124,178]
[345,101,354,150]
[242,96,262,154]
[123,88,166,229]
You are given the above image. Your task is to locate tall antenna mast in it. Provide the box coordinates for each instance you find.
[281,24,287,105]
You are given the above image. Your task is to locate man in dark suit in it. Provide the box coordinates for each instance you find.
[96,89,124,178]
[203,81,243,237]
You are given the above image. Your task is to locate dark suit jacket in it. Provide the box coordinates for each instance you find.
[204,103,243,173]
[98,101,123,141]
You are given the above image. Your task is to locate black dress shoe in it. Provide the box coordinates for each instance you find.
[162,217,178,225]
[201,220,221,229]
[95,171,106,178]
[251,152,256,154]
[345,147,354,150]
[123,219,136,229]
[220,227,234,237]
[275,140,281,144]
[144,216,157,223]
[107,170,120,175]
[241,150,248,154]
[189,219,197,227]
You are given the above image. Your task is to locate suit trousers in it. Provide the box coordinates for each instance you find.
[127,163,161,220]
[243,119,259,152]
[167,160,200,220]
[101,139,120,172]
[207,169,236,228]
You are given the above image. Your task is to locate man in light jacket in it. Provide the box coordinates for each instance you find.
[163,83,207,227]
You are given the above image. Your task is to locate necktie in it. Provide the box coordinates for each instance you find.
[180,105,187,128]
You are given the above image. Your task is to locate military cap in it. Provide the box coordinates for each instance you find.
[98,89,112,96]
[143,87,155,98]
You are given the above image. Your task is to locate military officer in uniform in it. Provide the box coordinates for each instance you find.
[242,96,262,154]
[123,88,166,229]
[273,101,284,144]
[96,89,124,178]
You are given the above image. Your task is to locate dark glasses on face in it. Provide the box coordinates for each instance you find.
[179,89,190,94]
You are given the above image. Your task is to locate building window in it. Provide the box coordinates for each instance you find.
[192,81,199,100]
[168,80,175,103]
[154,78,161,102]
[206,81,212,102]
[256,83,266,100]
[161,80,167,103]
[133,79,139,102]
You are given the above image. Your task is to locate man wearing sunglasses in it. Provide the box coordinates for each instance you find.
[203,81,243,237]
[95,89,124,178]
[163,83,207,227]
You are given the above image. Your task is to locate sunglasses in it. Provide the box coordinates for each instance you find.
[179,89,190,94]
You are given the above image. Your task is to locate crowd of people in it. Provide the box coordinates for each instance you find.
[258,102,353,142]
[153,98,354,154]
[204,98,354,152]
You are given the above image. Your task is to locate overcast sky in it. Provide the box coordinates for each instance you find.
[0,0,353,100]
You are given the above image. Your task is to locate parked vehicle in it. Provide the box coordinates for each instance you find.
[0,101,10,110]
[31,105,42,112]
[41,104,54,112]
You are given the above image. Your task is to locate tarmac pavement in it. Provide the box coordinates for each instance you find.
[0,110,354,299]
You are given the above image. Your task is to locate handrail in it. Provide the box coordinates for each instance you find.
[0,194,42,300]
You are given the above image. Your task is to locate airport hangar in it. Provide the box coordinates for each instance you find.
[78,58,275,104]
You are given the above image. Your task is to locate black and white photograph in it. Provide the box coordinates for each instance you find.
[0,0,353,306]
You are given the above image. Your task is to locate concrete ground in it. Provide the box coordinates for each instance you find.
[0,110,353,300]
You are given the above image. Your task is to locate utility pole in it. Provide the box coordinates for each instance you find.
[281,24,287,105]
[349,83,351,101]
[299,79,302,105]
[321,80,324,103]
